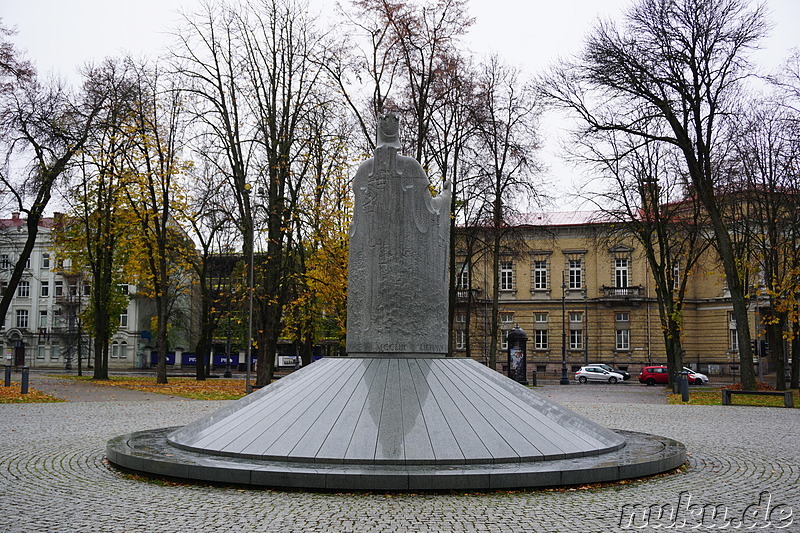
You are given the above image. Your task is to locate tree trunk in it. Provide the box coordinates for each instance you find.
[701,196,757,390]
[488,231,501,370]
[770,317,787,391]
[791,320,799,390]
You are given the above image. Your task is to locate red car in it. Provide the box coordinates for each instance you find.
[638,365,670,386]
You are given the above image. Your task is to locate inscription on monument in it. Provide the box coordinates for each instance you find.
[346,114,450,356]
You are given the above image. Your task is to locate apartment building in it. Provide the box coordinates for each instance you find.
[454,211,757,378]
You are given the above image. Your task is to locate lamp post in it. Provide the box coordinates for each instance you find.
[560,271,569,385]
[244,184,254,394]
[584,293,589,366]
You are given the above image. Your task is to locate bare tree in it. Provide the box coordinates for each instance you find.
[576,129,709,386]
[729,98,799,390]
[471,56,541,370]
[0,23,104,329]
[540,0,768,389]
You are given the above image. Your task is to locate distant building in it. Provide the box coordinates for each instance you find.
[0,212,193,370]
[454,211,765,379]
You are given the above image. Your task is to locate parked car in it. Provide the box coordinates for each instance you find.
[638,365,670,385]
[575,366,625,384]
[683,367,709,385]
[587,363,631,381]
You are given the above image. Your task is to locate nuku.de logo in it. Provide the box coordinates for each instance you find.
[619,490,793,529]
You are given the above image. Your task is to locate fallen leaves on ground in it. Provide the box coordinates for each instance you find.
[0,385,65,404]
[667,387,798,407]
[57,375,249,400]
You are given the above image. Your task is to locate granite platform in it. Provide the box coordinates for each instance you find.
[107,357,686,490]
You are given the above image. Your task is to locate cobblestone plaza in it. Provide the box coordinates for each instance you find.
[1,387,798,532]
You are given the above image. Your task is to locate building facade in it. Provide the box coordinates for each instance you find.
[454,211,762,379]
[0,213,186,370]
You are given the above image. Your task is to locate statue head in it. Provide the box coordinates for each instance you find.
[376,114,401,149]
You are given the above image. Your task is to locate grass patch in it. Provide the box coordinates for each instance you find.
[53,375,248,400]
[668,388,798,407]
[0,385,65,404]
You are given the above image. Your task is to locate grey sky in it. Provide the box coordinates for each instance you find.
[4,0,798,208]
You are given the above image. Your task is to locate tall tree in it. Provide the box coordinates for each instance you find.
[576,130,709,386]
[729,98,800,390]
[124,62,193,385]
[52,59,138,381]
[540,0,767,389]
[0,23,104,329]
[471,56,541,370]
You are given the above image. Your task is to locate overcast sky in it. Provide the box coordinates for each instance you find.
[4,0,798,209]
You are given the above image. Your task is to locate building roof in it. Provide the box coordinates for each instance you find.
[0,212,59,231]
[512,211,614,227]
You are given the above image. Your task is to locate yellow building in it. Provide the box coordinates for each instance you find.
[453,211,754,380]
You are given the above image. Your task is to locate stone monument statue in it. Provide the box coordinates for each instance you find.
[346,114,451,357]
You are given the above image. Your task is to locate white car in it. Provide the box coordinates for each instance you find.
[575,366,625,384]
[683,367,709,385]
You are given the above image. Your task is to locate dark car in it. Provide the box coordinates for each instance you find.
[638,365,670,385]
[587,363,631,381]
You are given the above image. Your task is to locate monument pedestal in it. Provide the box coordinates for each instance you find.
[107,356,685,490]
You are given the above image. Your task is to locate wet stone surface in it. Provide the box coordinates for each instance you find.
[1,396,798,532]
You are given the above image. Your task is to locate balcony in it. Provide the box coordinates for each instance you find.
[599,285,645,304]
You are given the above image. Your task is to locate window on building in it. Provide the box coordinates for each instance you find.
[569,312,583,350]
[0,254,9,269]
[119,309,128,328]
[614,258,629,288]
[615,312,630,322]
[17,280,30,298]
[41,253,50,269]
[51,344,60,360]
[616,328,630,350]
[568,259,582,289]
[83,283,91,296]
[455,330,466,350]
[729,312,738,351]
[54,280,63,297]
[500,261,514,291]
[533,260,548,290]
[534,329,548,350]
[16,309,28,329]
[534,313,548,349]
[25,257,31,269]
[501,312,514,326]
[673,262,680,290]
[455,265,470,291]
[501,329,509,350]
[119,341,128,359]
[37,345,46,359]
[39,310,47,329]
[68,282,78,296]
[456,313,466,324]
[111,342,119,358]
[40,281,49,297]
[569,329,583,350]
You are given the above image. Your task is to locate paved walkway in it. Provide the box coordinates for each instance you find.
[0,382,797,532]
[6,372,191,402]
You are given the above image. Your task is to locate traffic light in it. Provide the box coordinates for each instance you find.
[751,340,758,356]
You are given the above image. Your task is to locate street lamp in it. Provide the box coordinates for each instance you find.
[243,183,254,394]
[560,271,570,385]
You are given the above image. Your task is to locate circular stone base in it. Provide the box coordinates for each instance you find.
[107,428,685,491]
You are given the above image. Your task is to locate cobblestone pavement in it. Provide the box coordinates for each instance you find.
[19,374,189,402]
[1,391,798,532]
